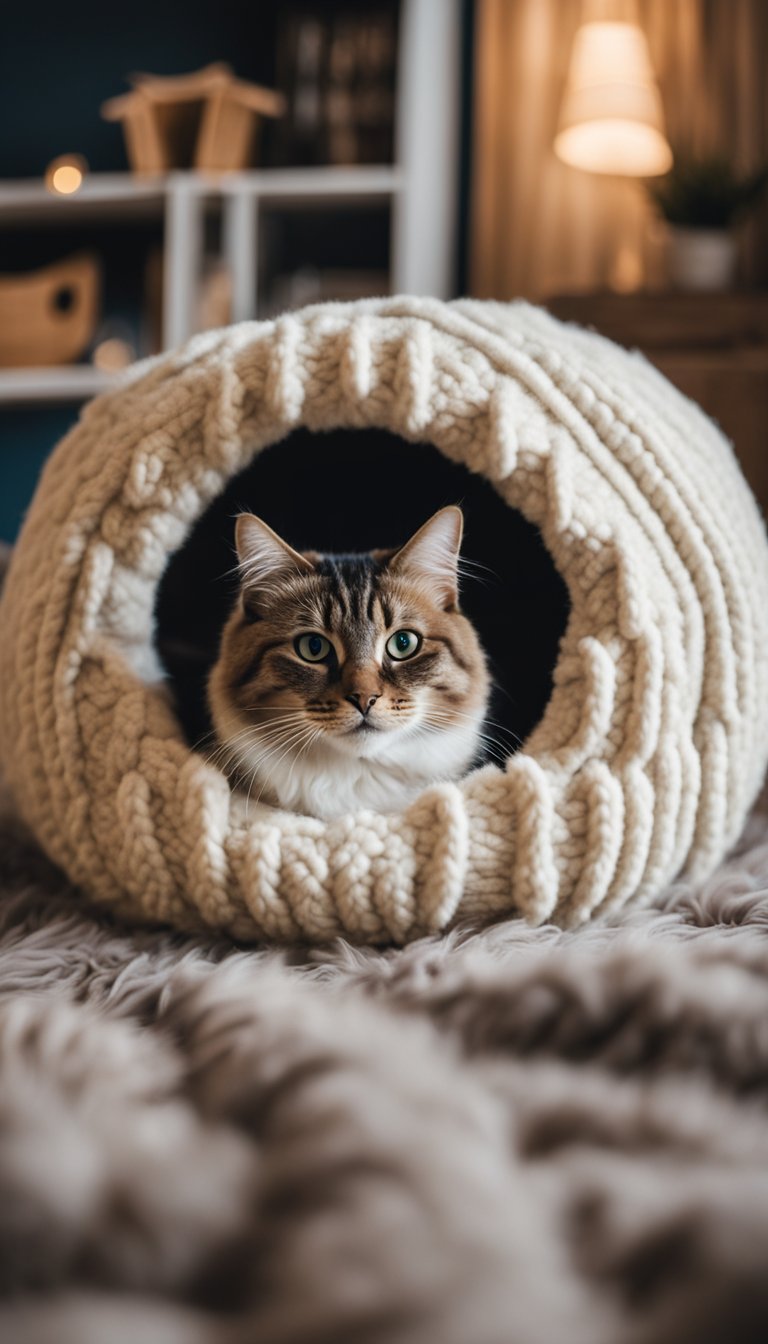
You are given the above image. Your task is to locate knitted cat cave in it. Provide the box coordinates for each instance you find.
[2,297,767,943]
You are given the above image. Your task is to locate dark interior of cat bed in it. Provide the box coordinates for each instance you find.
[155,426,571,757]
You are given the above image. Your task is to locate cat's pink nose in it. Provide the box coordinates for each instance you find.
[346,692,380,717]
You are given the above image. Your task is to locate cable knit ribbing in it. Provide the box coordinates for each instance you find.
[1,296,767,943]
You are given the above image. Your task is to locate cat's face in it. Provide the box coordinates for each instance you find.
[208,508,489,769]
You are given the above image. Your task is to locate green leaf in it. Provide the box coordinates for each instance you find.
[649,153,768,228]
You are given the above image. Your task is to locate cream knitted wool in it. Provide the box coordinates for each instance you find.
[1,296,767,943]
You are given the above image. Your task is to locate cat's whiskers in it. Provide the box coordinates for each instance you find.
[204,717,302,769]
[217,711,309,744]
[457,708,521,746]
[424,703,522,748]
[420,708,514,767]
[423,704,509,738]
[422,728,508,770]
[283,724,324,801]
[206,713,314,781]
[243,720,316,760]
[247,721,323,814]
[243,724,318,817]
[456,556,498,589]
[201,709,303,744]
[193,723,233,755]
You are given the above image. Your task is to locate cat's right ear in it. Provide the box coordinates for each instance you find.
[235,514,313,618]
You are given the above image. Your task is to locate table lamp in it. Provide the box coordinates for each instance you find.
[555,21,672,177]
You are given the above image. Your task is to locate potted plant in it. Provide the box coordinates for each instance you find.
[649,155,768,291]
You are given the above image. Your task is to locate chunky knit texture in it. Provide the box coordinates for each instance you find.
[1,296,767,943]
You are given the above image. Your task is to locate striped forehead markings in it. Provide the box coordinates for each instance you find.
[313,554,383,628]
[286,557,441,662]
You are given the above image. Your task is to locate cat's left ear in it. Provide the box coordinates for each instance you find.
[388,506,463,610]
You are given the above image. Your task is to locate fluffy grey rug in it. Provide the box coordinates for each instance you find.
[4,546,768,1343]
[3,786,768,1343]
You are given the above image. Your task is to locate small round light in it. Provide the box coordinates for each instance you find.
[92,338,134,372]
[45,155,88,196]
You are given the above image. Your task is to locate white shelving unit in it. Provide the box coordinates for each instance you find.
[0,0,460,407]
[0,367,117,405]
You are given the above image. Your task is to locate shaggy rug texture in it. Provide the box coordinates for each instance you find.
[3,780,768,1344]
[3,551,768,1342]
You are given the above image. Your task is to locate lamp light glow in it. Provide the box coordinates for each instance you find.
[45,155,88,196]
[92,337,134,372]
[555,22,672,177]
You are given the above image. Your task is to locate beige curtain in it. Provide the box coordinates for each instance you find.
[470,0,768,298]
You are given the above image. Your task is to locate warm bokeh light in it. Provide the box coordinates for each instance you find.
[45,154,88,195]
[555,22,672,177]
[92,337,134,372]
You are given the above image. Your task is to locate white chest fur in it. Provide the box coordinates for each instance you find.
[217,710,483,820]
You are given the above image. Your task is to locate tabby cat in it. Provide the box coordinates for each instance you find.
[207,506,490,820]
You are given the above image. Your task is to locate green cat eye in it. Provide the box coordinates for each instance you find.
[386,629,421,661]
[295,633,332,663]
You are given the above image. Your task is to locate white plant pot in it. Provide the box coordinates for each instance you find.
[667,227,738,292]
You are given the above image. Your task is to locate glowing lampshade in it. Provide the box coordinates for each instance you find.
[555,22,672,177]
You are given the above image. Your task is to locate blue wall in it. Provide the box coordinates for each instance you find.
[0,409,76,542]
[0,1,287,178]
